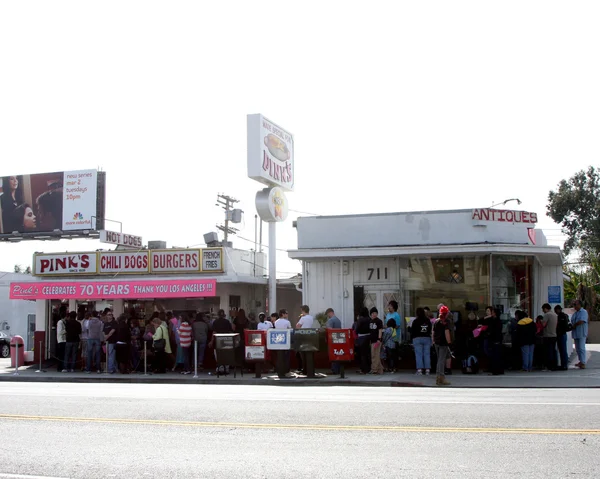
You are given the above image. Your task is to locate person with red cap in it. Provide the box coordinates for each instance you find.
[432,306,452,386]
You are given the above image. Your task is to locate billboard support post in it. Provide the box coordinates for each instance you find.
[269,222,277,313]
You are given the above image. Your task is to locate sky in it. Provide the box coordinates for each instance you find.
[1,1,599,276]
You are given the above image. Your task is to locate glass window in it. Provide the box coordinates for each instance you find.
[491,255,534,326]
[402,255,490,325]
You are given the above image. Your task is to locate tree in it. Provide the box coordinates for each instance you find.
[13,265,31,275]
[547,166,600,258]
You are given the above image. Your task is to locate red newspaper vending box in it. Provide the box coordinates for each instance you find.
[326,329,354,377]
[244,330,270,377]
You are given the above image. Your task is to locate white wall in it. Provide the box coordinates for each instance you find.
[297,210,544,249]
[0,272,37,341]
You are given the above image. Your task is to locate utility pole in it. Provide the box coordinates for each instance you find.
[216,194,239,244]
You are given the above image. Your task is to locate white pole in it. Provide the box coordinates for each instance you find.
[13,342,20,376]
[36,341,43,373]
[269,222,277,313]
[143,341,148,376]
[193,340,198,378]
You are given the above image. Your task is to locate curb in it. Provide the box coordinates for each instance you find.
[1,373,599,388]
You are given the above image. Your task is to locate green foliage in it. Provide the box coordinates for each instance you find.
[547,166,600,258]
[315,312,328,327]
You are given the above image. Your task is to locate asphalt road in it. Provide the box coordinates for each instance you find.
[0,384,598,479]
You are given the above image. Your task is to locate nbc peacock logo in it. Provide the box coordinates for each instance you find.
[73,212,84,220]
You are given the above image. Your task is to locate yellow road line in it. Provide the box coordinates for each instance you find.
[0,414,598,435]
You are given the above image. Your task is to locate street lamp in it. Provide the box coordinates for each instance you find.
[490,198,522,208]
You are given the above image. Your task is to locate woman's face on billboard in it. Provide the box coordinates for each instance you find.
[9,176,18,190]
[23,206,36,229]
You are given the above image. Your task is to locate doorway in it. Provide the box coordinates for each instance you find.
[363,291,400,317]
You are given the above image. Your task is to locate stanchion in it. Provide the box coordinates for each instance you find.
[105,344,109,374]
[193,341,199,379]
[143,341,148,376]
[340,363,345,379]
[35,341,45,373]
[13,343,20,376]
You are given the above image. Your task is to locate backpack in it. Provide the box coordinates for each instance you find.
[462,355,479,374]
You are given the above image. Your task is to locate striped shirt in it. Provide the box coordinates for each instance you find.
[178,322,193,348]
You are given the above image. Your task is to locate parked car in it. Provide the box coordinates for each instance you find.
[0,331,11,358]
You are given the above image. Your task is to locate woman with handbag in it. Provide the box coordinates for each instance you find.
[151,317,171,373]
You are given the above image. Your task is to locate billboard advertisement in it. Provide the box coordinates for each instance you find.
[0,169,99,235]
[247,114,294,192]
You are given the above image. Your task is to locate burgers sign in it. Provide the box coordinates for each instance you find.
[247,114,294,192]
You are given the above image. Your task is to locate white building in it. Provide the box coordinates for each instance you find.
[0,272,37,349]
[288,208,563,334]
[9,245,301,362]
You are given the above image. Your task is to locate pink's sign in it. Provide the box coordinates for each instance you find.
[10,279,216,300]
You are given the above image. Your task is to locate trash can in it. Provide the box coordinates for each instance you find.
[213,333,241,378]
[10,335,24,368]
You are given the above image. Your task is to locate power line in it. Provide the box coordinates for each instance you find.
[289,208,320,216]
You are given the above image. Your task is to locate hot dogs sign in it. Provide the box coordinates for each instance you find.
[247,114,294,192]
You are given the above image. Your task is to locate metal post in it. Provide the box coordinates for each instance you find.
[13,343,20,376]
[305,352,315,378]
[193,341,199,378]
[143,341,148,376]
[268,222,277,313]
[340,363,345,379]
[255,362,261,379]
[36,341,44,373]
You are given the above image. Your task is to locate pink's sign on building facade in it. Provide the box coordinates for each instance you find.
[10,279,217,300]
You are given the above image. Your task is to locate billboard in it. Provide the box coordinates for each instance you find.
[247,114,294,192]
[0,169,103,237]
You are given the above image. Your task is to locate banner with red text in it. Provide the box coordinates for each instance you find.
[9,279,217,300]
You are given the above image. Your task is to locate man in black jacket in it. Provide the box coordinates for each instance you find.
[64,311,82,373]
[554,305,571,370]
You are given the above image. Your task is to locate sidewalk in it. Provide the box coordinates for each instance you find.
[2,345,599,389]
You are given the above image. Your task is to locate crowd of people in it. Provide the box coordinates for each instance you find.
[52,298,590,385]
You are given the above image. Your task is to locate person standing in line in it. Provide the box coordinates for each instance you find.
[56,313,67,372]
[386,301,401,327]
[151,317,171,374]
[437,303,454,375]
[325,308,342,374]
[411,307,432,375]
[295,305,315,374]
[381,318,398,373]
[115,314,131,374]
[192,313,209,371]
[571,300,589,369]
[80,312,90,372]
[86,311,104,373]
[63,312,81,373]
[103,312,118,374]
[248,312,258,330]
[355,308,371,375]
[541,303,558,371]
[257,312,273,330]
[369,307,384,375]
[432,306,452,386]
[515,310,536,372]
[178,315,193,375]
[488,306,504,375]
[274,309,292,373]
[554,305,571,371]
[269,313,278,328]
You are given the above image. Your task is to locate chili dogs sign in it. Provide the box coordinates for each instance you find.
[247,114,294,192]
[10,279,216,300]
[33,248,224,276]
